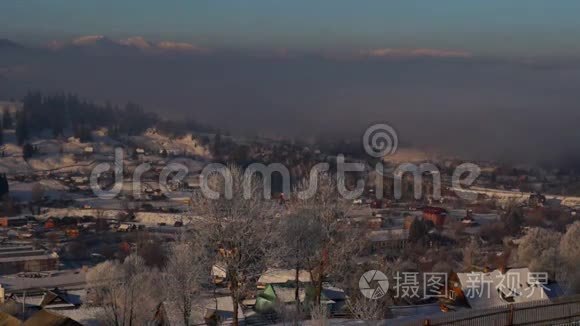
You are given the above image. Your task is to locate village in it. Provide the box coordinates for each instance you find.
[0,98,580,325]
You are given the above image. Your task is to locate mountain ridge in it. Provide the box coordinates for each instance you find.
[46,35,210,55]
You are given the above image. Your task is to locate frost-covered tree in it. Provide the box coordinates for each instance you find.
[163,239,210,326]
[516,227,561,277]
[86,255,162,326]
[558,222,580,293]
[291,173,361,306]
[560,222,580,267]
[277,208,325,314]
[190,165,276,326]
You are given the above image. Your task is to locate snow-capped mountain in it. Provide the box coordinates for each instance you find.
[118,36,153,50]
[47,35,209,55]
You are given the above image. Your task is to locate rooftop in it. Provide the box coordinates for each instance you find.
[456,268,550,310]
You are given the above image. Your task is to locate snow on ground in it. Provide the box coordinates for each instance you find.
[134,211,198,225]
[1,141,23,156]
[27,154,83,171]
[9,180,70,201]
[38,207,198,225]
[0,127,125,175]
[72,196,190,210]
[129,129,211,158]
[39,207,120,220]
[1,129,209,180]
[0,155,30,174]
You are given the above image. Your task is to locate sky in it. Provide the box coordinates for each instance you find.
[2,1,580,164]
[2,0,580,56]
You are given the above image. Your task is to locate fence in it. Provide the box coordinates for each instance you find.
[406,296,580,326]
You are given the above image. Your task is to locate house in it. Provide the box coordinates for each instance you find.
[117,223,136,232]
[422,206,447,227]
[44,219,56,229]
[0,248,59,274]
[257,268,311,289]
[0,298,40,321]
[371,199,385,209]
[528,193,546,207]
[156,296,244,326]
[34,289,82,310]
[70,176,88,185]
[0,216,28,228]
[255,282,344,314]
[450,268,550,310]
[65,228,79,238]
[23,309,82,326]
[255,283,307,313]
[211,264,227,285]
[461,210,478,226]
[367,228,408,255]
[0,311,20,326]
[133,148,146,160]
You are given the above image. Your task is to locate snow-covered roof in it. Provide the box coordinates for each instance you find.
[258,268,311,285]
[456,268,549,310]
[368,228,408,242]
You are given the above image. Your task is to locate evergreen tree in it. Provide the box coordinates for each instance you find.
[409,218,428,244]
[212,132,222,158]
[13,90,220,141]
[15,111,29,145]
[2,108,12,129]
[22,143,34,160]
[0,174,9,199]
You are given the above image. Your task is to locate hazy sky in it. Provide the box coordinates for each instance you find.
[2,1,580,56]
[2,1,580,164]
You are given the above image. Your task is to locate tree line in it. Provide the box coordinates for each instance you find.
[3,91,215,145]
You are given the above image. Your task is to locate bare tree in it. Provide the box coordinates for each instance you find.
[290,173,363,308]
[347,297,389,322]
[86,255,162,326]
[310,304,329,326]
[344,264,391,321]
[277,208,325,315]
[163,237,211,326]
[190,165,276,326]
[462,238,483,271]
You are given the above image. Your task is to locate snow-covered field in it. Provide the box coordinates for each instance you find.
[1,127,210,213]
[0,127,211,175]
[128,129,212,158]
[38,207,200,225]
